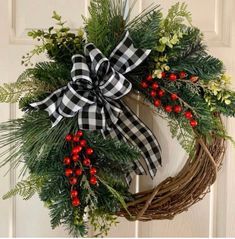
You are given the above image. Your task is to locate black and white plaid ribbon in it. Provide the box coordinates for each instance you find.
[30,31,161,182]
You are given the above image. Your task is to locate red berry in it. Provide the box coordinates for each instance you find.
[86,148,94,155]
[171,93,178,101]
[80,139,87,147]
[73,136,80,142]
[146,74,153,81]
[65,168,73,177]
[72,197,80,206]
[90,167,97,175]
[63,157,71,165]
[72,146,82,155]
[169,73,177,81]
[150,90,157,97]
[76,130,83,137]
[158,89,165,97]
[83,158,91,166]
[140,81,148,89]
[179,71,187,79]
[72,154,79,162]
[71,190,78,198]
[184,111,193,119]
[69,177,77,185]
[152,82,159,90]
[90,176,97,185]
[65,134,72,142]
[154,99,161,107]
[190,75,199,83]
[161,72,166,78]
[190,119,198,127]
[165,105,172,113]
[174,105,182,113]
[75,168,83,176]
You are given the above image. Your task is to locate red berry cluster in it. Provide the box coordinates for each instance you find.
[160,71,198,83]
[140,73,198,128]
[64,130,97,207]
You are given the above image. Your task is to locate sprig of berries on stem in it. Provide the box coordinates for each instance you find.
[140,71,199,128]
[64,130,98,207]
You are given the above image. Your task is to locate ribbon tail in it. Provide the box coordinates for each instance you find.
[102,100,162,185]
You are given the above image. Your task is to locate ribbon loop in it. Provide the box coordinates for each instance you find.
[31,31,150,129]
[109,31,151,74]
[84,43,110,77]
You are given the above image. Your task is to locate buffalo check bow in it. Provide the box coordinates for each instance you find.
[30,31,162,183]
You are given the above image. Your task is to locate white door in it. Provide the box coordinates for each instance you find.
[0,0,234,237]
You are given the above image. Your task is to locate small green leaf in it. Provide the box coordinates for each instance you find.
[52,11,61,21]
[155,44,166,52]
[225,99,231,105]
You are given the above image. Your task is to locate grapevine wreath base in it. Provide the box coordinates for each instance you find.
[118,95,226,221]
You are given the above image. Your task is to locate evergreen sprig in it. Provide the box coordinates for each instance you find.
[128,9,162,49]
[164,2,192,29]
[170,54,224,81]
[18,62,70,88]
[0,81,40,103]
[23,11,85,66]
[84,0,127,56]
[2,175,44,200]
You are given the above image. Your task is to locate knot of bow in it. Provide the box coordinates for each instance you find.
[31,31,151,129]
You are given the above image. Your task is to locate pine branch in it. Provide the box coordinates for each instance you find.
[128,9,162,49]
[170,55,224,80]
[18,62,70,89]
[84,0,128,55]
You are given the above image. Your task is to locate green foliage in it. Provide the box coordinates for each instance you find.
[2,175,44,200]
[98,177,132,217]
[0,82,31,103]
[168,118,195,154]
[128,7,162,49]
[89,208,118,237]
[17,61,70,109]
[84,0,127,55]
[164,2,192,30]
[0,111,139,236]
[18,62,70,88]
[155,2,192,53]
[0,81,43,103]
[24,11,85,66]
[84,131,139,178]
[0,61,69,105]
[166,27,205,60]
[203,75,235,116]
[170,54,224,81]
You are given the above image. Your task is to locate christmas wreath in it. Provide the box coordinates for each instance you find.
[0,0,235,237]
